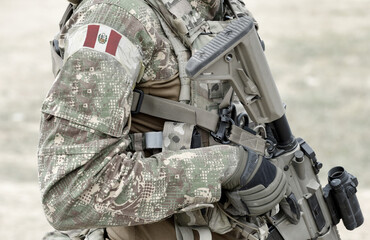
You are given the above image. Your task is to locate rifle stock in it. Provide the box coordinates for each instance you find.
[186,16,284,125]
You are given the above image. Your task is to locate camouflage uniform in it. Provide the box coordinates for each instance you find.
[39,0,256,238]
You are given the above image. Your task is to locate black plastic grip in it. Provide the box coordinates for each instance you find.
[185,16,255,78]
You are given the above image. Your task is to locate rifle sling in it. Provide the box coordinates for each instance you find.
[132,91,219,132]
[132,91,266,154]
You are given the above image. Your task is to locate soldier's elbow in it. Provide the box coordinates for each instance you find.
[42,197,79,231]
[44,208,75,231]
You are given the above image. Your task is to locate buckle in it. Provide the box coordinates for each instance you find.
[131,88,144,115]
[211,105,236,144]
[235,112,256,135]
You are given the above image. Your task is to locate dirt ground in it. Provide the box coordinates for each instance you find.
[0,0,368,239]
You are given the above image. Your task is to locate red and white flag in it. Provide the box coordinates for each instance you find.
[64,23,141,74]
[83,25,122,56]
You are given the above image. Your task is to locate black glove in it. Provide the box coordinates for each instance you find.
[222,147,288,216]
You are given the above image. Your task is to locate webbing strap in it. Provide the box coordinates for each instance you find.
[195,227,212,240]
[132,91,219,132]
[59,3,74,30]
[131,92,266,154]
[50,40,63,77]
[175,223,212,240]
[229,125,266,155]
[157,16,191,102]
[219,87,234,109]
[175,224,194,240]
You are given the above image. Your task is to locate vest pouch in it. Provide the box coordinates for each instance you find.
[175,203,233,235]
[190,20,232,112]
[207,204,233,234]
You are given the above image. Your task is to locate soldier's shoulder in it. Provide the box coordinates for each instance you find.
[75,0,160,61]
[78,0,157,23]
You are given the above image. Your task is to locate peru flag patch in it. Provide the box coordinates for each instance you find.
[83,25,122,56]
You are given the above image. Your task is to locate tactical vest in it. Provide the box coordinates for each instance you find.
[127,0,264,158]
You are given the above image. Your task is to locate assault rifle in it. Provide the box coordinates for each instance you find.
[186,16,363,240]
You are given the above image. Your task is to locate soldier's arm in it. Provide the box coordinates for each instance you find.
[38,2,242,230]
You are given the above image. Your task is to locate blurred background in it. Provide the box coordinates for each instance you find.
[0,0,368,239]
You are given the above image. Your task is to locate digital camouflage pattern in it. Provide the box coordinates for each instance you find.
[39,0,245,230]
[146,0,221,47]
[162,122,195,151]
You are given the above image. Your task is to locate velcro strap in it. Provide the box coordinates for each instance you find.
[145,132,163,149]
[128,132,163,151]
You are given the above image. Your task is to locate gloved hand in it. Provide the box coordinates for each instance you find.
[221,146,288,217]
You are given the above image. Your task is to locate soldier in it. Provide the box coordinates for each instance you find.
[39,0,291,239]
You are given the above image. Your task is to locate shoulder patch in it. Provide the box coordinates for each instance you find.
[64,24,143,76]
[83,24,122,56]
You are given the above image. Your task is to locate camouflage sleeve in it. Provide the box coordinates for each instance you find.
[38,1,241,230]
